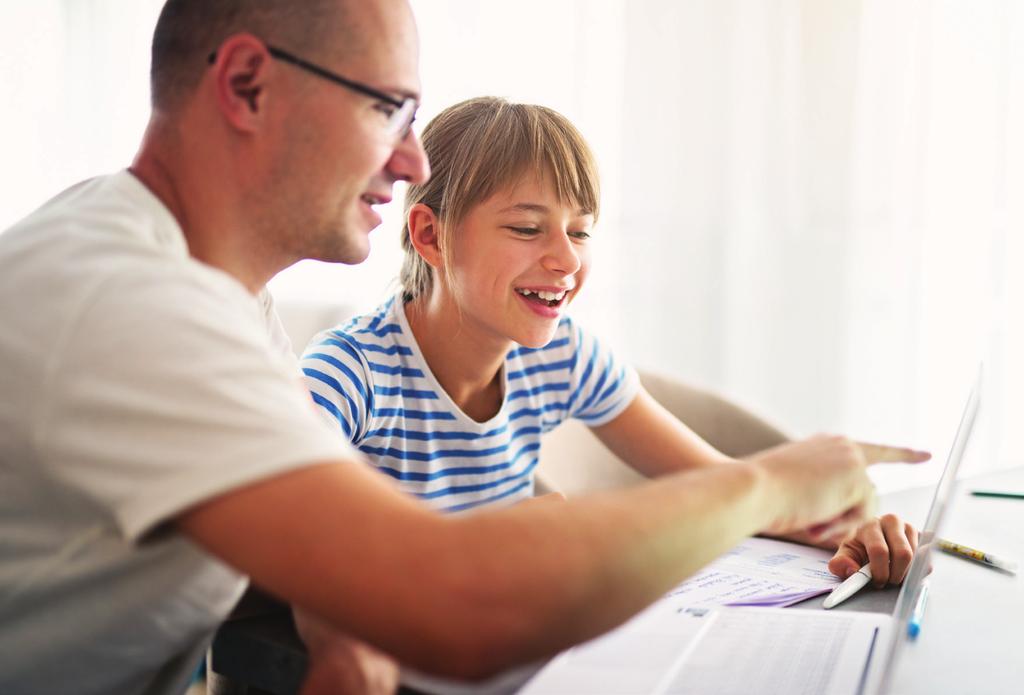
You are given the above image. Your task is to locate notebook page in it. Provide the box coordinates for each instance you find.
[655,608,891,695]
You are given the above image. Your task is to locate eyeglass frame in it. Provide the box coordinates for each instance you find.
[206,43,418,139]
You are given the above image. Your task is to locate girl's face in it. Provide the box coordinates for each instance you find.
[443,175,594,349]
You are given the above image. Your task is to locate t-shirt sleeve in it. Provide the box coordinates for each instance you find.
[36,269,355,542]
[299,330,373,445]
[565,318,641,426]
[257,287,298,363]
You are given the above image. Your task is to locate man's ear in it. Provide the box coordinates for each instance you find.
[407,203,444,269]
[208,34,274,132]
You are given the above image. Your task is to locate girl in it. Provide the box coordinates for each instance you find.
[301,96,925,584]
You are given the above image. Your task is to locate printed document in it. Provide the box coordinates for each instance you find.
[662,536,841,611]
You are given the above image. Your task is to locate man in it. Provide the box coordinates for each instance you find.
[0,1,923,694]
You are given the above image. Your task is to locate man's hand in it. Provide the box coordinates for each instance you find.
[750,436,929,540]
[828,514,920,587]
[294,607,399,695]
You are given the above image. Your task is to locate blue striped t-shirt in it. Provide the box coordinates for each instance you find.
[300,296,640,513]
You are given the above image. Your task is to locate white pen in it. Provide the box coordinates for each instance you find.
[822,563,872,609]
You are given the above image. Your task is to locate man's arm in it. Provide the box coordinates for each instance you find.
[592,389,928,567]
[593,388,929,480]
[177,436,876,681]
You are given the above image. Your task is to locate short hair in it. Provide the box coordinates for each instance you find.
[150,0,351,110]
[400,97,601,301]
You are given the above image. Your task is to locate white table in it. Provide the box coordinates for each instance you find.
[792,465,1024,693]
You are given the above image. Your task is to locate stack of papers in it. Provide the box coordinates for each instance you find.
[517,538,849,695]
[660,536,841,611]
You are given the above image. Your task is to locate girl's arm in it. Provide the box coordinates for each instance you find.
[591,388,927,584]
[590,388,736,477]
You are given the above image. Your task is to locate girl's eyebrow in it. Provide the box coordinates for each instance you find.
[497,202,591,216]
[497,202,549,214]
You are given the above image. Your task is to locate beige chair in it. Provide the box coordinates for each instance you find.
[536,371,790,496]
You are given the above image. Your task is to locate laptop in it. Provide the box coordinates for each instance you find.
[520,376,981,695]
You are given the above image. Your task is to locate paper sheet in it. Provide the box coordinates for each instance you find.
[521,540,875,695]
[653,608,889,695]
[521,606,890,695]
[659,536,841,611]
[418,538,843,695]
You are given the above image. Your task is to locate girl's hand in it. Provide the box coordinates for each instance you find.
[827,514,919,587]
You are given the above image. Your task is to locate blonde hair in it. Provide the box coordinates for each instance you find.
[400,97,600,301]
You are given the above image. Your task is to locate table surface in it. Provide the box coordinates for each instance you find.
[830,465,1024,694]
[210,466,1024,694]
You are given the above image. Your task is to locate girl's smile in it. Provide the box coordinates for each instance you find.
[514,285,573,318]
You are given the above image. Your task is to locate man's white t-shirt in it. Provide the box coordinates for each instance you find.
[0,171,353,695]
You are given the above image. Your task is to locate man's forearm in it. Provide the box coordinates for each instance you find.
[358,461,773,678]
[180,439,876,681]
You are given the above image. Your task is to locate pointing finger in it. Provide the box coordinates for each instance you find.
[856,442,931,465]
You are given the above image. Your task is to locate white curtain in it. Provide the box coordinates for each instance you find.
[2,1,1021,490]
[404,0,1023,490]
[0,0,164,225]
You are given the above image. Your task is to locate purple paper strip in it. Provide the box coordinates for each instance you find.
[723,586,833,608]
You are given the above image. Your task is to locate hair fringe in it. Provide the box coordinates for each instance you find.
[400,97,599,301]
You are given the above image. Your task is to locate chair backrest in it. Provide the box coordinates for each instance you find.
[536,371,789,496]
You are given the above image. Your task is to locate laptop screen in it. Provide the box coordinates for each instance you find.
[875,371,981,693]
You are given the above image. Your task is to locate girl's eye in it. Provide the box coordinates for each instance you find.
[569,230,591,241]
[508,226,541,236]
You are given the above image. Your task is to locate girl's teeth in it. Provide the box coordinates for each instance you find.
[517,288,566,301]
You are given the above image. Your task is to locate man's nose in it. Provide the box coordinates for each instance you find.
[386,128,430,184]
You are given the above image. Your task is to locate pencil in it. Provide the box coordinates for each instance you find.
[971,489,1024,500]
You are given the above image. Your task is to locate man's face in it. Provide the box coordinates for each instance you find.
[271,0,430,266]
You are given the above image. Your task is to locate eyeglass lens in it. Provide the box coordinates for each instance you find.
[389,98,418,139]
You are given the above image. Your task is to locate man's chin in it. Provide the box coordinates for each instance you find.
[336,246,371,265]
[323,229,372,265]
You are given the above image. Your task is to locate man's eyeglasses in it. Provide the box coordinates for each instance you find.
[207,44,418,140]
